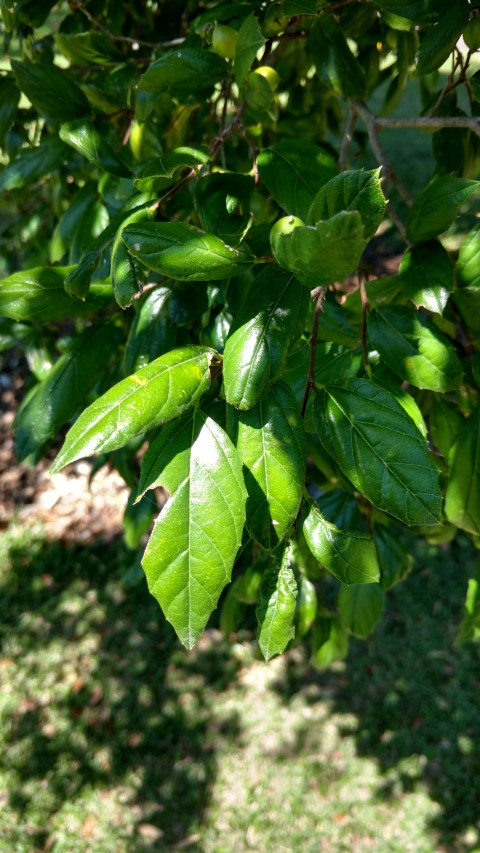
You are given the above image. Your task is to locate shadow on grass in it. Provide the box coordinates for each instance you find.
[0,530,243,851]
[274,535,480,851]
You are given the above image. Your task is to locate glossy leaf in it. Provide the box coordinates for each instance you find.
[11,60,91,122]
[138,48,228,98]
[271,210,366,287]
[456,223,480,289]
[223,265,309,409]
[307,169,385,242]
[228,382,306,548]
[416,2,470,75]
[256,544,298,660]
[15,324,120,462]
[60,119,130,178]
[0,267,112,321]
[406,177,478,245]
[367,305,463,391]
[50,346,214,473]
[373,524,413,589]
[111,207,152,308]
[295,576,318,638]
[123,491,157,550]
[398,240,453,314]
[122,221,254,281]
[445,413,480,535]
[133,147,208,193]
[0,137,69,191]
[142,409,247,648]
[303,503,380,585]
[257,140,338,220]
[313,380,442,526]
[338,583,385,638]
[235,14,266,87]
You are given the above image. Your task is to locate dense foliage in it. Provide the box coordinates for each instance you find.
[1,0,480,660]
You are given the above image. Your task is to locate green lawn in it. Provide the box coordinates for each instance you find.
[1,521,479,852]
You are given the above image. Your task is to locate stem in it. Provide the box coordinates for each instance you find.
[301,287,327,418]
[338,106,358,171]
[359,274,370,374]
[374,115,480,140]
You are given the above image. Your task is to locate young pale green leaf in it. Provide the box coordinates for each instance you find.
[398,240,453,314]
[454,560,480,646]
[142,409,247,649]
[338,583,385,638]
[0,137,69,191]
[15,324,120,462]
[367,305,463,392]
[50,346,215,473]
[59,119,130,178]
[270,210,366,287]
[0,267,112,321]
[11,59,91,122]
[406,177,478,245]
[294,576,318,638]
[456,223,480,289]
[256,544,298,660]
[124,287,176,374]
[416,2,470,75]
[133,147,208,193]
[227,382,306,548]
[234,14,266,87]
[307,169,385,241]
[223,265,309,409]
[122,221,254,281]
[373,524,413,589]
[445,413,480,535]
[311,616,349,669]
[314,16,367,98]
[138,48,228,98]
[303,503,380,585]
[313,380,442,526]
[257,140,338,219]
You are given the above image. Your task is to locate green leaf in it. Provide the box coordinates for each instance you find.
[0,76,19,145]
[59,119,130,178]
[0,137,69,191]
[455,559,480,646]
[338,583,385,638]
[220,586,247,635]
[314,15,367,98]
[124,287,176,374]
[271,210,366,287]
[223,265,309,409]
[416,2,470,75]
[374,0,453,24]
[429,397,464,459]
[123,491,157,551]
[111,207,153,308]
[256,544,298,660]
[133,147,208,193]
[311,615,349,668]
[307,169,385,242]
[0,267,112,321]
[231,564,263,605]
[234,14,266,87]
[398,240,453,314]
[54,31,122,66]
[369,370,428,439]
[313,379,442,526]
[227,382,306,548]
[303,503,380,585]
[193,172,254,245]
[257,140,338,220]
[367,305,463,392]
[122,221,254,281]
[445,412,480,535]
[456,223,480,289]
[11,60,91,122]
[295,575,318,638]
[406,177,478,245]
[15,324,120,462]
[50,182,99,264]
[50,346,214,473]
[141,409,247,648]
[373,524,413,589]
[138,48,228,99]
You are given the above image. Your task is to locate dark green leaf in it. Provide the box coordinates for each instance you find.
[374,524,413,589]
[445,412,480,535]
[338,583,385,638]
[374,0,453,23]
[235,14,266,87]
[256,544,298,660]
[313,380,442,526]
[0,267,112,321]
[416,2,470,75]
[307,169,385,242]
[257,140,338,219]
[303,503,380,585]
[138,48,228,98]
[398,240,453,314]
[50,182,99,264]
[123,491,157,550]
[0,77,19,145]
[122,221,254,281]
[50,346,214,473]
[54,31,122,65]
[406,177,478,244]
[429,397,464,459]
[11,60,91,122]
[141,409,247,648]
[228,382,306,548]
[124,287,176,374]
[367,305,463,391]
[0,137,69,191]
[193,172,254,245]
[314,16,367,98]
[223,265,309,409]
[133,147,208,193]
[59,119,130,178]
[456,223,480,289]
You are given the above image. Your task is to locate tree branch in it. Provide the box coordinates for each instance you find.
[373,115,480,139]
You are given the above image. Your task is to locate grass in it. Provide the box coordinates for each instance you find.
[1,521,480,852]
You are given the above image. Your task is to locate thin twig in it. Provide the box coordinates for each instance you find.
[338,105,358,171]
[301,287,328,418]
[374,115,480,139]
[351,100,414,206]
[69,0,185,49]
[210,103,246,158]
